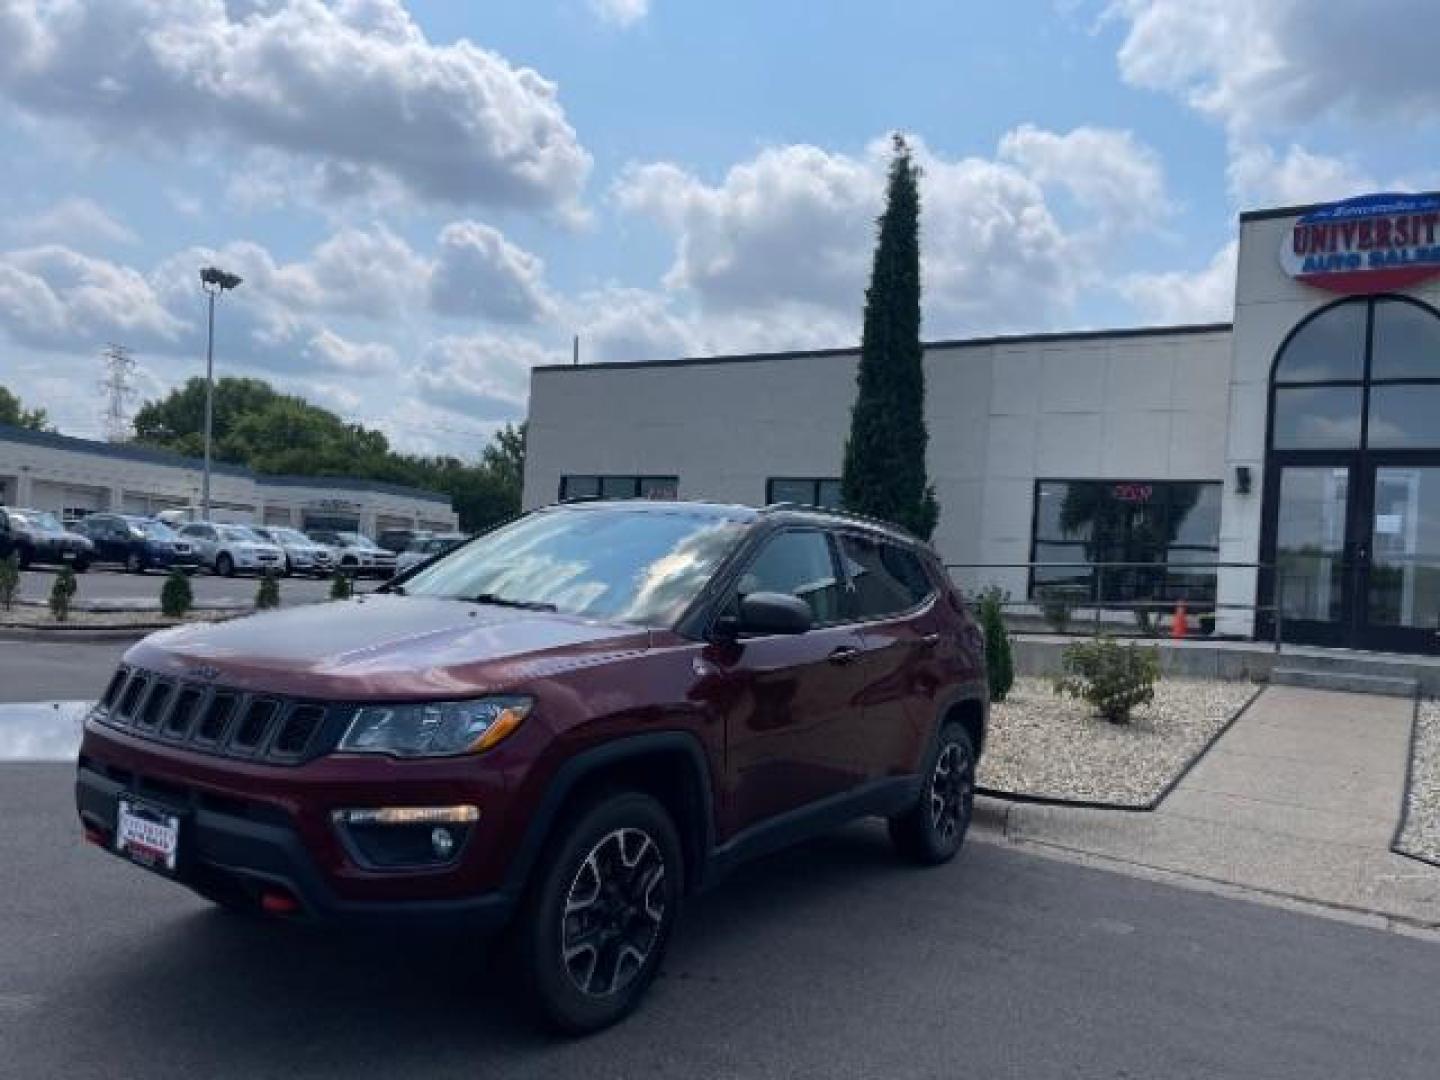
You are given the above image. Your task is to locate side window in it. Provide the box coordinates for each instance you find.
[736,530,842,624]
[840,534,934,619]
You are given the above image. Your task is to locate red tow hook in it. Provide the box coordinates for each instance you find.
[260,889,302,916]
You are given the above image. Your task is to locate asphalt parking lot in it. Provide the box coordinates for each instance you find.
[15,566,380,608]
[2,644,1440,1078]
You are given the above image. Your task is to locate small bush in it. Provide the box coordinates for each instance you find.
[256,570,281,610]
[1038,586,1073,633]
[1053,637,1160,724]
[160,568,193,619]
[49,566,77,622]
[0,552,19,611]
[975,586,1015,704]
[329,569,353,601]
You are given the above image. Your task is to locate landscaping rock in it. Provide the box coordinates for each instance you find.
[978,676,1258,807]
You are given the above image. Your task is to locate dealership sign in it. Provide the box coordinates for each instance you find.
[1282,193,1440,294]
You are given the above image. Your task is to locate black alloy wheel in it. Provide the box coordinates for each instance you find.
[889,724,976,865]
[519,791,682,1034]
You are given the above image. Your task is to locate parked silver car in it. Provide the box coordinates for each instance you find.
[251,526,335,577]
[178,522,285,577]
[393,532,469,575]
[305,529,397,578]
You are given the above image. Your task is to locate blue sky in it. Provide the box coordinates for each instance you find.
[1,0,1438,454]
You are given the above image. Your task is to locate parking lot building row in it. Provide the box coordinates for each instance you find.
[0,424,457,537]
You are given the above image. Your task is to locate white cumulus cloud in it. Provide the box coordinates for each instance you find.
[429,220,556,324]
[8,198,138,247]
[588,0,649,28]
[1118,240,1237,324]
[0,0,591,213]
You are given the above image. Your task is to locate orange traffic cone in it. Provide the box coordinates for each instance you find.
[1171,600,1188,640]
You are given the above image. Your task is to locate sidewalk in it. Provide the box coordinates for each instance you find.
[977,685,1440,928]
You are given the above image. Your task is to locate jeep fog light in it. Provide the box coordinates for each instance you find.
[431,827,456,859]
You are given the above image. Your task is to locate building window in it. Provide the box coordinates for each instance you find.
[1271,296,1440,451]
[560,475,679,501]
[1030,480,1221,605]
[766,477,842,509]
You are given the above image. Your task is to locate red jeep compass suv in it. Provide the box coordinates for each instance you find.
[76,500,987,1032]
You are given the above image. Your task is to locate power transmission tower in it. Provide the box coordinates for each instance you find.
[100,343,137,442]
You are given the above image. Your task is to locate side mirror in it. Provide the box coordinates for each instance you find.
[721,591,813,637]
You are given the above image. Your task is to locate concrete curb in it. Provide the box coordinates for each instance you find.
[0,625,161,644]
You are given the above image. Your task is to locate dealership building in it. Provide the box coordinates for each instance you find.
[525,193,1440,655]
[0,425,458,537]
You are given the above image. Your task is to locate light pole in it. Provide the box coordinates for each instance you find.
[199,266,242,520]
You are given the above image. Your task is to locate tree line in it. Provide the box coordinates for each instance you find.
[2,378,522,532]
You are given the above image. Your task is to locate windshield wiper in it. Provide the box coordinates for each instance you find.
[469,592,557,612]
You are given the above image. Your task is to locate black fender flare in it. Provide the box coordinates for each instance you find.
[500,730,718,900]
[922,679,989,769]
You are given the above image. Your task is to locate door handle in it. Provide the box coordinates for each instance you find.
[827,645,861,665]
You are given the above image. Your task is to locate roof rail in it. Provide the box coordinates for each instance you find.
[760,500,918,537]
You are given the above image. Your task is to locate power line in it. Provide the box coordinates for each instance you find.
[99,343,137,442]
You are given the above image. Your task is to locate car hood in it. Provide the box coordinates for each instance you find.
[124,594,652,699]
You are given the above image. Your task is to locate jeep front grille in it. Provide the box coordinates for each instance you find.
[93,666,334,765]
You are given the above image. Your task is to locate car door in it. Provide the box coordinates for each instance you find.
[183,525,215,564]
[695,527,872,835]
[87,517,120,563]
[837,532,946,779]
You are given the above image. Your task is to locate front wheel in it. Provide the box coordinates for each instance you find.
[73,559,90,573]
[125,552,144,574]
[216,553,235,577]
[889,724,976,865]
[518,791,682,1035]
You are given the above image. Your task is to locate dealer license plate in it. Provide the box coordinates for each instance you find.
[115,798,180,875]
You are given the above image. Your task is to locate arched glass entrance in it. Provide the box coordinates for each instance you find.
[1261,295,1440,653]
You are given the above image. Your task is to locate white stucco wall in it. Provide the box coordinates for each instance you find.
[525,326,1234,601]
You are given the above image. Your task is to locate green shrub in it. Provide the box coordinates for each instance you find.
[0,552,19,611]
[1053,637,1160,724]
[1038,586,1074,633]
[329,569,353,601]
[49,566,77,622]
[160,568,193,619]
[975,586,1015,703]
[256,570,281,610]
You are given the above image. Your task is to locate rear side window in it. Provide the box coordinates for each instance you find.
[736,530,843,624]
[839,534,933,619]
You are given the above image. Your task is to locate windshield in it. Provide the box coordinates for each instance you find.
[133,520,178,540]
[11,510,64,532]
[220,525,262,542]
[402,506,747,627]
[337,532,374,548]
[271,528,309,544]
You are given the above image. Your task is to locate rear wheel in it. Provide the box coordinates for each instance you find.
[518,791,682,1035]
[889,724,975,865]
[216,553,235,577]
[73,559,90,573]
[16,547,31,570]
[125,552,144,574]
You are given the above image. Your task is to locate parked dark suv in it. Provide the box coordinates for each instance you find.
[75,501,986,1032]
[72,514,199,574]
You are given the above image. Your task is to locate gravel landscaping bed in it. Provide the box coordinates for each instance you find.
[0,607,224,629]
[1396,700,1440,866]
[978,676,1260,808]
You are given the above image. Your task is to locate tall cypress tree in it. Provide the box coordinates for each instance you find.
[841,135,938,539]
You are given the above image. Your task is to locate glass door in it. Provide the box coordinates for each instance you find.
[1359,465,1440,653]
[1266,464,1356,647]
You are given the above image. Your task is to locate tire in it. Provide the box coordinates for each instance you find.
[216,553,235,578]
[16,547,31,570]
[283,556,294,577]
[73,559,90,573]
[888,724,976,866]
[125,552,144,574]
[517,791,683,1035]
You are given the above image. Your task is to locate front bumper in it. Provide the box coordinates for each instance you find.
[75,721,517,930]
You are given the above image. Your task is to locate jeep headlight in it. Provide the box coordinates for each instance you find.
[336,696,532,757]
